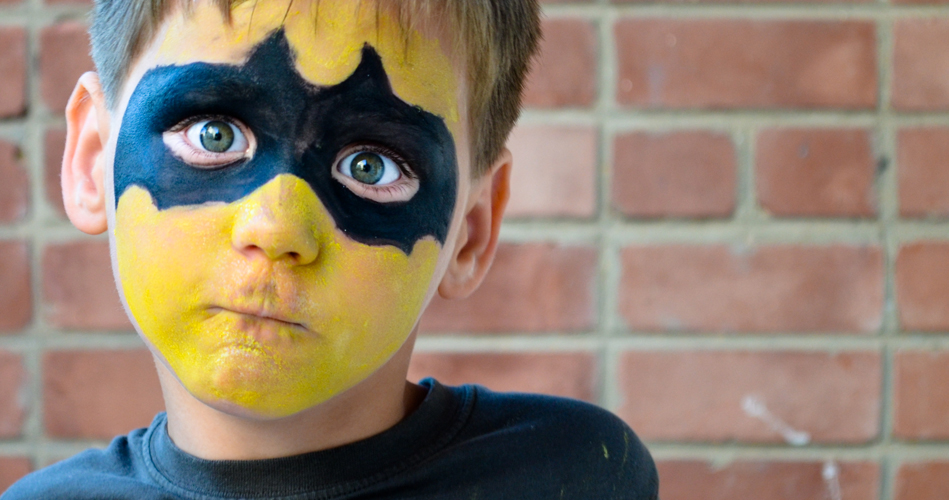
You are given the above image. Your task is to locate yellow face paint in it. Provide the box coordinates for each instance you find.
[116,177,440,417]
[111,0,463,417]
[157,1,460,126]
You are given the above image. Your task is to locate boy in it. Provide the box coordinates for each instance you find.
[5,1,658,498]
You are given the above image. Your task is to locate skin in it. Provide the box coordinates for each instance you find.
[61,0,512,460]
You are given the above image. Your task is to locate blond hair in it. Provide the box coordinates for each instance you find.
[88,0,541,175]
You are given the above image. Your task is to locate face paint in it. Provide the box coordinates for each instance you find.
[112,5,461,418]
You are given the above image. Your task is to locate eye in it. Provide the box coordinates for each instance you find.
[332,147,419,203]
[163,118,254,169]
[339,151,401,186]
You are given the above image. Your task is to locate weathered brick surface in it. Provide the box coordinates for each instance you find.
[894,350,949,440]
[0,458,31,494]
[893,19,949,111]
[619,245,883,333]
[615,19,877,109]
[657,460,879,500]
[0,27,27,118]
[0,351,27,438]
[756,128,876,217]
[506,125,597,218]
[0,242,32,333]
[44,128,67,217]
[408,352,596,401]
[896,243,949,331]
[612,131,736,218]
[0,141,28,226]
[523,19,597,108]
[43,350,164,439]
[896,462,949,500]
[42,241,132,331]
[898,128,949,218]
[420,243,597,333]
[39,22,94,113]
[618,350,882,443]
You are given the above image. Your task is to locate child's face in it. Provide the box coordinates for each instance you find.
[105,1,471,418]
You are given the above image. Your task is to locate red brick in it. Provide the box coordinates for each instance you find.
[44,349,163,439]
[0,27,27,118]
[0,351,27,438]
[0,140,28,224]
[523,19,597,108]
[39,22,94,113]
[896,462,949,500]
[44,128,67,217]
[899,128,949,217]
[893,19,949,111]
[896,243,949,331]
[420,243,597,333]
[658,460,879,500]
[0,458,32,494]
[756,128,876,217]
[612,131,736,218]
[618,350,881,443]
[506,125,597,218]
[615,19,876,109]
[0,242,32,333]
[619,245,883,333]
[408,352,596,401]
[894,351,949,439]
[42,241,132,331]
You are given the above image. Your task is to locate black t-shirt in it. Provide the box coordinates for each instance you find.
[4,379,658,499]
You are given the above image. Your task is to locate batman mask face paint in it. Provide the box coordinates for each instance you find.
[111,2,462,418]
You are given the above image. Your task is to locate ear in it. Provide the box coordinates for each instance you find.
[62,71,111,235]
[438,148,512,299]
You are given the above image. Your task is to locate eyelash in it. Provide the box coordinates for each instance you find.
[164,118,421,202]
[163,115,254,169]
[333,144,420,203]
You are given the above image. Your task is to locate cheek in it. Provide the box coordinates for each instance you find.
[113,178,443,417]
[114,186,231,338]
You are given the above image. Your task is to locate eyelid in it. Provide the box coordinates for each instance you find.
[162,115,255,169]
[332,144,420,203]
[336,144,417,180]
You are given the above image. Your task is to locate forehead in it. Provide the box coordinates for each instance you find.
[151,0,460,124]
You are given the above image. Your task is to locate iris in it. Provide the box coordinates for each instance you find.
[200,121,235,153]
[350,152,385,185]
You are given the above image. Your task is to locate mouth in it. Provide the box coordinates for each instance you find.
[209,306,309,333]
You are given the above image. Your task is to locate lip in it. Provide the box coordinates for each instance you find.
[210,306,309,332]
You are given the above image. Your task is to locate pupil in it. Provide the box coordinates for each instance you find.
[200,121,235,153]
[351,153,385,185]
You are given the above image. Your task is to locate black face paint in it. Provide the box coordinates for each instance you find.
[114,29,458,255]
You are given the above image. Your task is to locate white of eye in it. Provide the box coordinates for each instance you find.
[184,119,249,154]
[337,151,402,186]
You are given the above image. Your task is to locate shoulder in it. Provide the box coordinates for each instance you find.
[449,385,659,500]
[2,428,168,500]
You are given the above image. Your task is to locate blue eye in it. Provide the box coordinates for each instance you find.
[338,151,402,186]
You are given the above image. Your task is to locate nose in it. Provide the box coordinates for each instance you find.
[230,175,321,265]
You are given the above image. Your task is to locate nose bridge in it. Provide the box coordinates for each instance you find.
[231,175,322,264]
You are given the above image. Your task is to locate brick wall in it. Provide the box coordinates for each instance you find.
[1,0,948,498]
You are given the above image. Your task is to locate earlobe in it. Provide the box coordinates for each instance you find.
[438,148,512,299]
[62,72,110,235]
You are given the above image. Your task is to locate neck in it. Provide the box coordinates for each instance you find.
[154,334,425,461]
